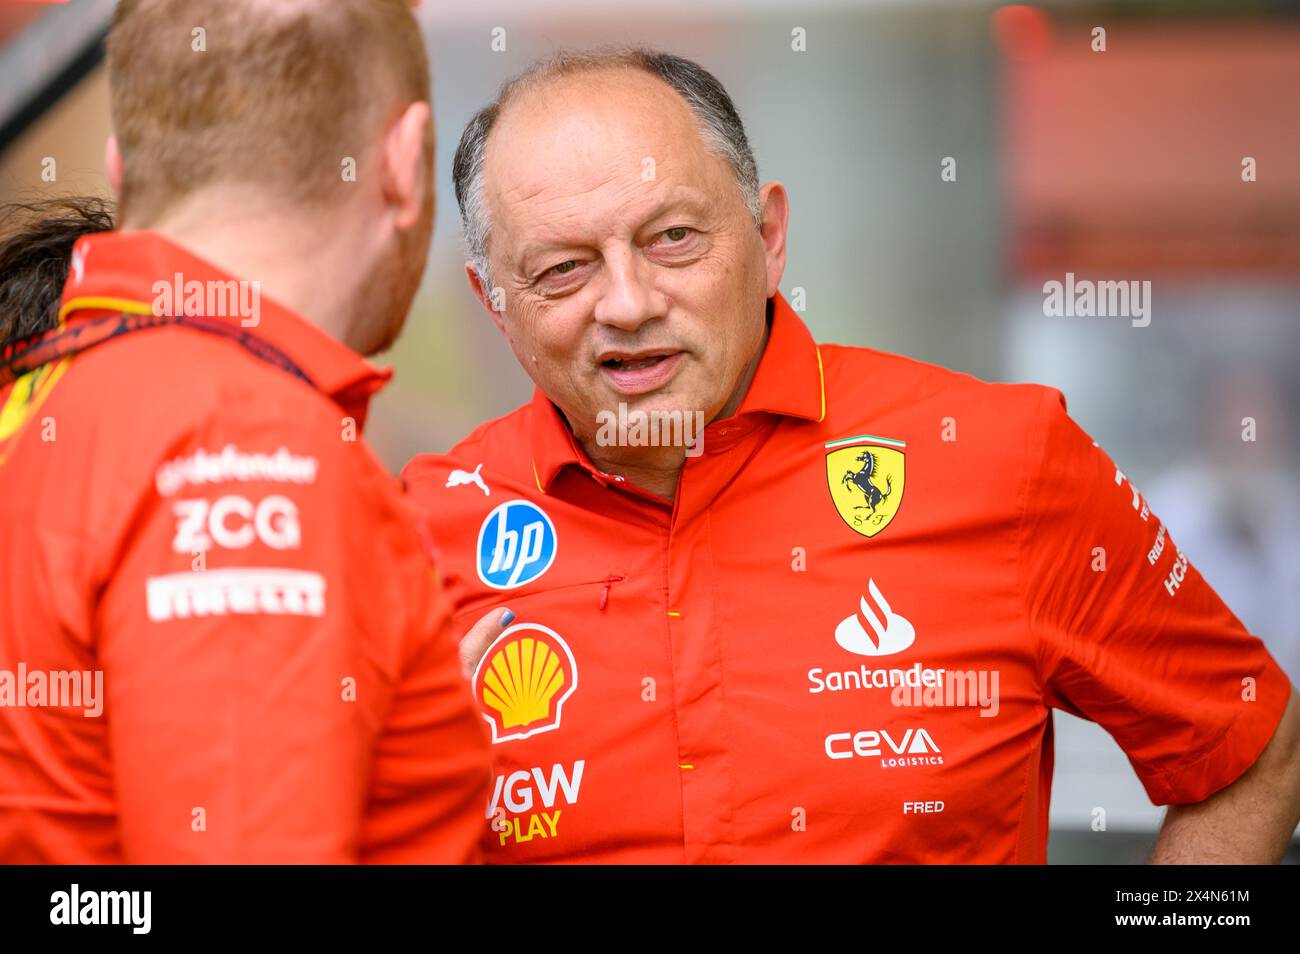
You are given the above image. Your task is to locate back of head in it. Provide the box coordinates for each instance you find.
[107,0,429,226]
[0,196,115,345]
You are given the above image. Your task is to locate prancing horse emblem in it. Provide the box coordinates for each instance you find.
[842,450,892,514]
[824,437,906,539]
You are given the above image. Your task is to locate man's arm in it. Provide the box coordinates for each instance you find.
[1152,684,1300,863]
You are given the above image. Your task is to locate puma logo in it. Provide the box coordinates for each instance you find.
[446,463,490,496]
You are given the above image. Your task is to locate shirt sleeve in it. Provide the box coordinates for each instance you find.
[357,490,492,864]
[95,396,488,862]
[1020,387,1294,805]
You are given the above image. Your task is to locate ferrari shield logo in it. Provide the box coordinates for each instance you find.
[825,434,906,538]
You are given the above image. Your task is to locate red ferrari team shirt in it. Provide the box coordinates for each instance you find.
[403,292,1292,864]
[0,231,490,863]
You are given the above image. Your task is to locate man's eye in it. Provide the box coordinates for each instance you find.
[549,261,578,276]
[662,227,691,243]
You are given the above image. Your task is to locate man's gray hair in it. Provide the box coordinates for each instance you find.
[452,47,761,287]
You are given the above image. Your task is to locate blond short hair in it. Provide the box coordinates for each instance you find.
[107,0,429,224]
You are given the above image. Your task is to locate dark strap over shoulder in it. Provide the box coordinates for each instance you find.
[0,312,317,390]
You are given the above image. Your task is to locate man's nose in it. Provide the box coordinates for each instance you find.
[592,248,666,332]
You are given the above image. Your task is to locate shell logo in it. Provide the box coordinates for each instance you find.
[473,623,578,744]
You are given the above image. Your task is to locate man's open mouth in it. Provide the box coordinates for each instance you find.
[601,352,675,372]
[598,351,685,394]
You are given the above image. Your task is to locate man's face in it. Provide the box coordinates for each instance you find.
[477,69,782,445]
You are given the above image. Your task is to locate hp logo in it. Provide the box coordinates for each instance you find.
[476,500,557,590]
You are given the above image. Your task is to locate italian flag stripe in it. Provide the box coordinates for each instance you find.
[824,433,906,450]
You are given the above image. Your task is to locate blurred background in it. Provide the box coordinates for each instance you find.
[2,0,1297,863]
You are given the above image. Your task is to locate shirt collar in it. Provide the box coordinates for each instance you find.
[59,230,393,427]
[735,291,826,422]
[529,290,825,493]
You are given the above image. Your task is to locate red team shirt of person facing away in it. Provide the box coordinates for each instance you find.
[404,292,1291,864]
[0,231,490,863]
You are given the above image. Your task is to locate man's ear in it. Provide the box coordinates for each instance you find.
[757,181,790,298]
[465,261,508,340]
[382,101,433,230]
[105,135,123,198]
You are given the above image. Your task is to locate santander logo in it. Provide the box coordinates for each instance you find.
[834,578,915,657]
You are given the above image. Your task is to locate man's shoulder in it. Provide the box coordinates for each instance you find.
[70,321,350,439]
[50,322,394,508]
[817,341,1060,432]
[449,401,535,457]
[403,401,535,491]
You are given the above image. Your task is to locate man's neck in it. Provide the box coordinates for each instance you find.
[584,444,688,503]
[127,193,370,352]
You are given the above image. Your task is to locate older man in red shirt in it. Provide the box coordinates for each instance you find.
[404,48,1300,864]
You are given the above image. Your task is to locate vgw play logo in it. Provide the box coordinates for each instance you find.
[477,500,557,589]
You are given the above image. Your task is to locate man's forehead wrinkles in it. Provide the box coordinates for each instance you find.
[500,175,671,259]
[504,166,707,226]
[488,152,622,230]
[497,163,626,212]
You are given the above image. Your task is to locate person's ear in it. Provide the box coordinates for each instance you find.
[381,101,434,231]
[465,261,508,340]
[757,181,790,297]
[105,135,123,198]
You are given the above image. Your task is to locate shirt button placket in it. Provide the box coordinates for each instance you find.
[666,504,737,863]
